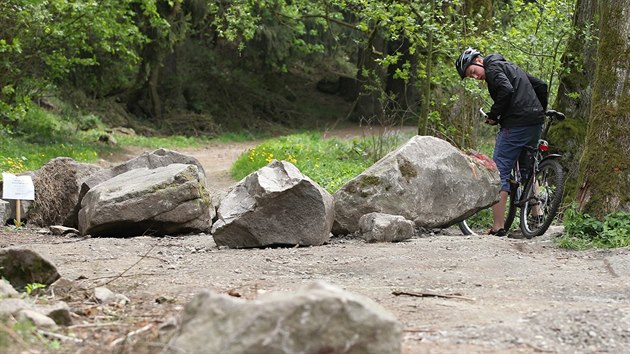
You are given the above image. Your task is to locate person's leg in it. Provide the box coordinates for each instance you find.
[492,125,542,234]
[492,129,521,234]
[492,190,509,231]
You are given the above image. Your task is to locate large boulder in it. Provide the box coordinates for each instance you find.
[28,157,102,227]
[167,281,402,354]
[78,164,214,237]
[0,248,60,292]
[78,148,207,209]
[333,135,500,235]
[211,160,334,248]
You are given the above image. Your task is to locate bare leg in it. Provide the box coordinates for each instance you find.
[492,190,509,231]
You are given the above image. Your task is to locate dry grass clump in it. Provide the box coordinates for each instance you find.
[29,158,101,227]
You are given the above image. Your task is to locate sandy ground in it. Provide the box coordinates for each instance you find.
[2,125,629,353]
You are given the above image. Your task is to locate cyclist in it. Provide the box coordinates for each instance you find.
[455,47,547,236]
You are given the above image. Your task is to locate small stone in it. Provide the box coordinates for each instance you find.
[94,287,115,303]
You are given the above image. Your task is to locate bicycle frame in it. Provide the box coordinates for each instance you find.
[458,109,566,237]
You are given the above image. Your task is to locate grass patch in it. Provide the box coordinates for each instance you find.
[0,107,111,178]
[0,132,104,176]
[231,131,411,193]
[0,106,269,180]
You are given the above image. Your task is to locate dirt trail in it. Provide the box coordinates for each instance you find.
[2,126,629,354]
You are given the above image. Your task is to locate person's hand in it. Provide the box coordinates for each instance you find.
[484,118,498,125]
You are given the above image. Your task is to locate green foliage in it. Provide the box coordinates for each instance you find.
[0,133,102,177]
[489,0,574,101]
[463,208,494,230]
[348,130,413,163]
[25,283,46,296]
[0,0,146,102]
[558,204,630,249]
[0,107,105,177]
[232,132,408,192]
[3,317,61,351]
[0,105,274,184]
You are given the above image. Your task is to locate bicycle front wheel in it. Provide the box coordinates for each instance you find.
[520,159,565,238]
[503,177,522,232]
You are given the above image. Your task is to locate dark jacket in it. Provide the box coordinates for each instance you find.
[484,54,548,128]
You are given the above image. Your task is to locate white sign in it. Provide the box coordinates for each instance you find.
[2,173,35,200]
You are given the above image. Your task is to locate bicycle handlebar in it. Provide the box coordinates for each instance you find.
[545,110,565,121]
[478,108,566,122]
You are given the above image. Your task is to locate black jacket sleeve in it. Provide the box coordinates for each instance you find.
[486,65,514,121]
[527,74,548,111]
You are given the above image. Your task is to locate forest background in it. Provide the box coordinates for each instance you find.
[0,0,628,245]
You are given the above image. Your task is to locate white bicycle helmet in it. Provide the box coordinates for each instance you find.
[455,47,481,79]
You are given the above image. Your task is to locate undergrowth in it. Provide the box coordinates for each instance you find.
[557,204,630,249]
[0,107,107,175]
[231,131,412,193]
[0,106,249,180]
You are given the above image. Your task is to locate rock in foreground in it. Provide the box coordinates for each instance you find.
[167,281,402,354]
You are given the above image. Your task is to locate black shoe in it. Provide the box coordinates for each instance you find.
[489,228,507,237]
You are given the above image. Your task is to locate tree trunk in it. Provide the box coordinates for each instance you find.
[575,0,630,218]
[385,36,419,126]
[418,4,433,136]
[551,0,598,199]
[555,0,598,120]
[352,26,387,122]
[464,0,493,32]
[127,0,184,120]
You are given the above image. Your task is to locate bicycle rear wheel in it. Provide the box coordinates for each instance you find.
[520,159,564,238]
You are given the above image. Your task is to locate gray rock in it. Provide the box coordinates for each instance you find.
[0,247,60,291]
[333,136,500,234]
[16,309,57,328]
[359,212,414,242]
[79,148,207,202]
[94,287,116,304]
[168,281,401,354]
[0,199,8,224]
[0,278,18,297]
[0,298,31,316]
[211,160,334,248]
[49,225,80,236]
[78,164,214,237]
[35,302,73,326]
[50,278,77,300]
[2,199,31,223]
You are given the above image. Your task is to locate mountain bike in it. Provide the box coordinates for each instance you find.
[459,109,566,238]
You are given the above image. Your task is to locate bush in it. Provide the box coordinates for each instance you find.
[558,203,630,249]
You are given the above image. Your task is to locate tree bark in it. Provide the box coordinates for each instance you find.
[418,0,434,136]
[464,0,493,32]
[555,0,598,121]
[551,0,598,199]
[576,0,630,217]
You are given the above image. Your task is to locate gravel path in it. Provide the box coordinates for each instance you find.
[2,125,628,353]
